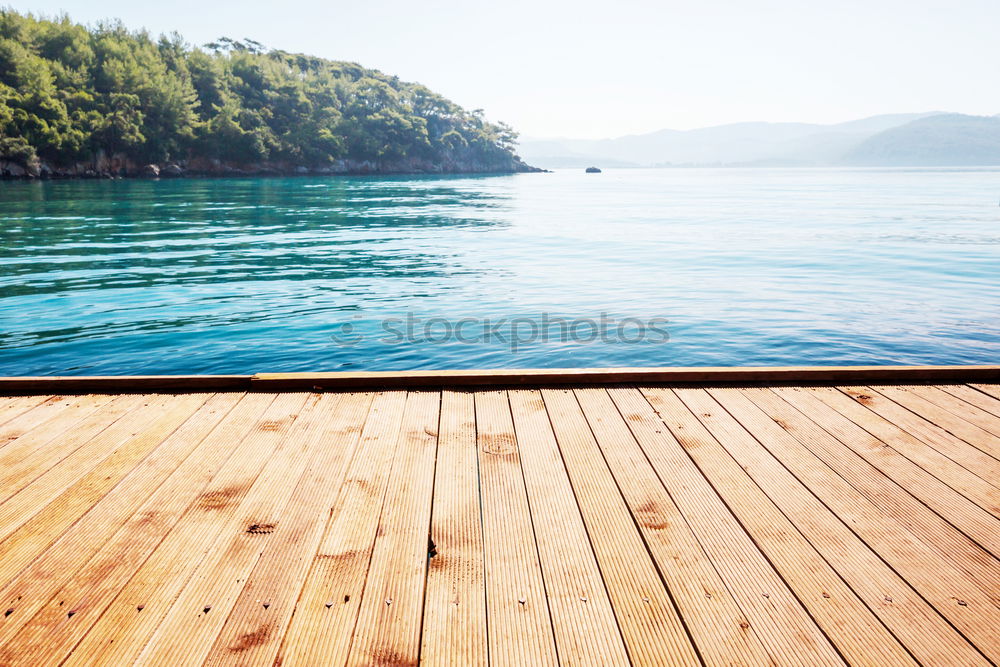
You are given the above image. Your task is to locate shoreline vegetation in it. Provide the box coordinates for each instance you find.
[0,10,542,180]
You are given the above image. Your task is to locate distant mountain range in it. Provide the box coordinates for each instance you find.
[518,113,1000,168]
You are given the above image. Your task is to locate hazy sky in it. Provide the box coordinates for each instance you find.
[10,0,1000,139]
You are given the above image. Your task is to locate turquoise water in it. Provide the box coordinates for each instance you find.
[1,168,998,375]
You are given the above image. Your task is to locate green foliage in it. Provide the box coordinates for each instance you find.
[0,9,523,172]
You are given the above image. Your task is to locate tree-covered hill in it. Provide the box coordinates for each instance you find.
[0,10,538,178]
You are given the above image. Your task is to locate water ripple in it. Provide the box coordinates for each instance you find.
[1,169,999,375]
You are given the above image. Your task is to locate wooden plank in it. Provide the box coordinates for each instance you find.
[0,395,73,446]
[0,394,112,455]
[0,392,243,665]
[542,388,712,666]
[706,387,1000,662]
[509,390,630,666]
[0,377,995,666]
[970,383,1000,401]
[752,388,999,599]
[808,386,1000,517]
[133,393,317,667]
[939,384,1000,418]
[772,386,1000,562]
[845,386,1000,486]
[915,385,1000,437]
[474,390,558,667]
[419,391,487,667]
[346,391,440,666]
[201,392,373,665]
[275,391,407,666]
[62,393,283,666]
[0,366,997,395]
[880,385,1000,454]
[251,365,1000,390]
[623,386,900,666]
[573,387,775,666]
[0,394,193,589]
[0,392,213,649]
[0,396,150,548]
[0,367,998,396]
[0,396,139,520]
[659,386,987,665]
[0,375,249,395]
[0,396,50,427]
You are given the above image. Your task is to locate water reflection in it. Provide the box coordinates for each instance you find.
[2,169,999,375]
[0,176,511,300]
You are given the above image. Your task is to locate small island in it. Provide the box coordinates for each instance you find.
[585,166,602,173]
[0,11,540,179]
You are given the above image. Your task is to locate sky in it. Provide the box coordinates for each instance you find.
[9,0,1000,139]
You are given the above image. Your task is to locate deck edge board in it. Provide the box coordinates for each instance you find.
[0,366,998,394]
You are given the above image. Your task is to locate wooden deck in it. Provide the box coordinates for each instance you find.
[0,377,997,665]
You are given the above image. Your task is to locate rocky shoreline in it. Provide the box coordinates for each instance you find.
[1,155,547,181]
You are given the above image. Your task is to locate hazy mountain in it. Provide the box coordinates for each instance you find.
[512,141,640,168]
[841,114,1000,166]
[517,112,973,168]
